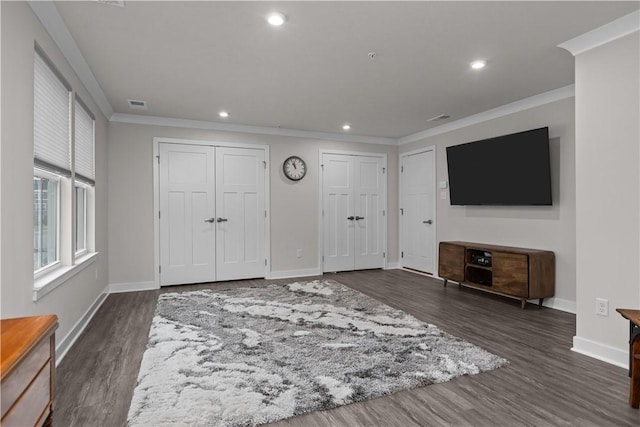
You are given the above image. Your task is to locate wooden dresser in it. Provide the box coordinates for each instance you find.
[1,315,58,427]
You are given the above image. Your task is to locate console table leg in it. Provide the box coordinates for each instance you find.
[521,299,526,309]
[539,298,544,308]
[443,279,448,288]
[631,339,640,408]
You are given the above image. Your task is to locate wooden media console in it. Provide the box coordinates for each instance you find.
[438,241,555,308]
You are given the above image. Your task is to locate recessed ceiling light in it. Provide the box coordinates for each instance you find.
[267,12,286,26]
[470,60,486,70]
[342,124,351,131]
[218,111,230,118]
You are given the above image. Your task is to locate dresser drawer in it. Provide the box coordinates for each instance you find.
[1,336,50,418]
[2,363,51,427]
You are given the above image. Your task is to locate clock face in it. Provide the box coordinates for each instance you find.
[283,156,306,181]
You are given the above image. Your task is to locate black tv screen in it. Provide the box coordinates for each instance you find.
[446,127,552,206]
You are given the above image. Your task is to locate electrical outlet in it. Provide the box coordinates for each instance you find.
[296,249,303,259]
[595,298,609,316]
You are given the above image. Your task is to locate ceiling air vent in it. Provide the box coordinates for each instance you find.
[96,0,125,7]
[426,114,451,122]
[128,99,147,110]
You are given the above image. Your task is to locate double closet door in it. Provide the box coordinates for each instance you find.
[159,143,266,286]
[322,153,386,272]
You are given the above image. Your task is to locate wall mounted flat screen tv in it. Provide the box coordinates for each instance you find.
[446,127,552,206]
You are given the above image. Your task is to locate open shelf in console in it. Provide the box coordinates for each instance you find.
[465,265,492,287]
[466,248,493,267]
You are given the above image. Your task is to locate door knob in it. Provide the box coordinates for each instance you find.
[355,216,365,220]
[204,218,216,223]
[217,218,228,223]
[423,219,433,224]
[347,216,355,221]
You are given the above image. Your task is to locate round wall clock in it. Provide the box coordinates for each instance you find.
[283,156,307,181]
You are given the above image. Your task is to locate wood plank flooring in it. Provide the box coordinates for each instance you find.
[53,270,640,426]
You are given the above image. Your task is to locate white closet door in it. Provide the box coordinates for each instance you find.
[159,143,216,286]
[401,149,435,273]
[354,156,385,269]
[322,154,355,272]
[215,147,266,281]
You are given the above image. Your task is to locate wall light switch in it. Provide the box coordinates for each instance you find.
[296,249,303,259]
[440,190,447,200]
[439,181,448,189]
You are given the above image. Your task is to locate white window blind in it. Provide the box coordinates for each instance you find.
[74,98,95,184]
[34,50,71,175]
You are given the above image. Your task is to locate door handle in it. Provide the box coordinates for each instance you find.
[217,218,228,223]
[423,219,433,224]
[347,216,355,221]
[204,218,216,223]
[355,216,365,220]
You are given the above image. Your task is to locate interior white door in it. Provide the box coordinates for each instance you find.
[401,149,435,273]
[322,154,355,272]
[159,143,216,286]
[354,156,385,269]
[215,147,266,281]
[322,153,385,272]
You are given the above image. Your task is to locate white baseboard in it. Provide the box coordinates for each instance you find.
[572,336,628,369]
[385,262,401,269]
[56,286,109,365]
[542,297,576,314]
[399,267,439,278]
[269,268,322,280]
[109,281,159,293]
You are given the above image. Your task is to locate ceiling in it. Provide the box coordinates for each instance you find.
[53,1,639,140]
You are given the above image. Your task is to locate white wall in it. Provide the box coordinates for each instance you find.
[107,122,398,286]
[0,2,109,348]
[573,32,640,366]
[399,98,577,310]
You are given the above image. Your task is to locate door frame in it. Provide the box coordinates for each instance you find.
[153,137,271,287]
[399,145,437,275]
[318,149,388,273]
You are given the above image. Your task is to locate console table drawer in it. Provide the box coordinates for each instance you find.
[2,363,50,427]
[1,315,58,427]
[1,336,50,418]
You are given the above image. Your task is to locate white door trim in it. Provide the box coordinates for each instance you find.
[153,137,271,288]
[318,149,387,273]
[399,145,437,275]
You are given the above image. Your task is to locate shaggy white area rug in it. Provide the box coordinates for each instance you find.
[127,279,507,426]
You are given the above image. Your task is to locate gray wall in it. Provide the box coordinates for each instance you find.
[574,31,640,356]
[107,122,399,285]
[0,2,109,343]
[399,98,577,308]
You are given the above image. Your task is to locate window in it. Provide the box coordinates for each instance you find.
[33,48,71,275]
[75,184,87,256]
[74,98,94,258]
[32,46,97,296]
[33,172,59,272]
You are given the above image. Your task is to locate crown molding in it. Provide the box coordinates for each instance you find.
[558,10,640,56]
[398,85,575,145]
[110,113,398,146]
[28,1,114,119]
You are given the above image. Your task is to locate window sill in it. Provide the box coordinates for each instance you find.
[33,252,98,301]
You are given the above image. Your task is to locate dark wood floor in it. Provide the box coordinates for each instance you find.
[53,270,640,426]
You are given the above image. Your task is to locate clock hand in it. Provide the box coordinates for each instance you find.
[293,163,297,169]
